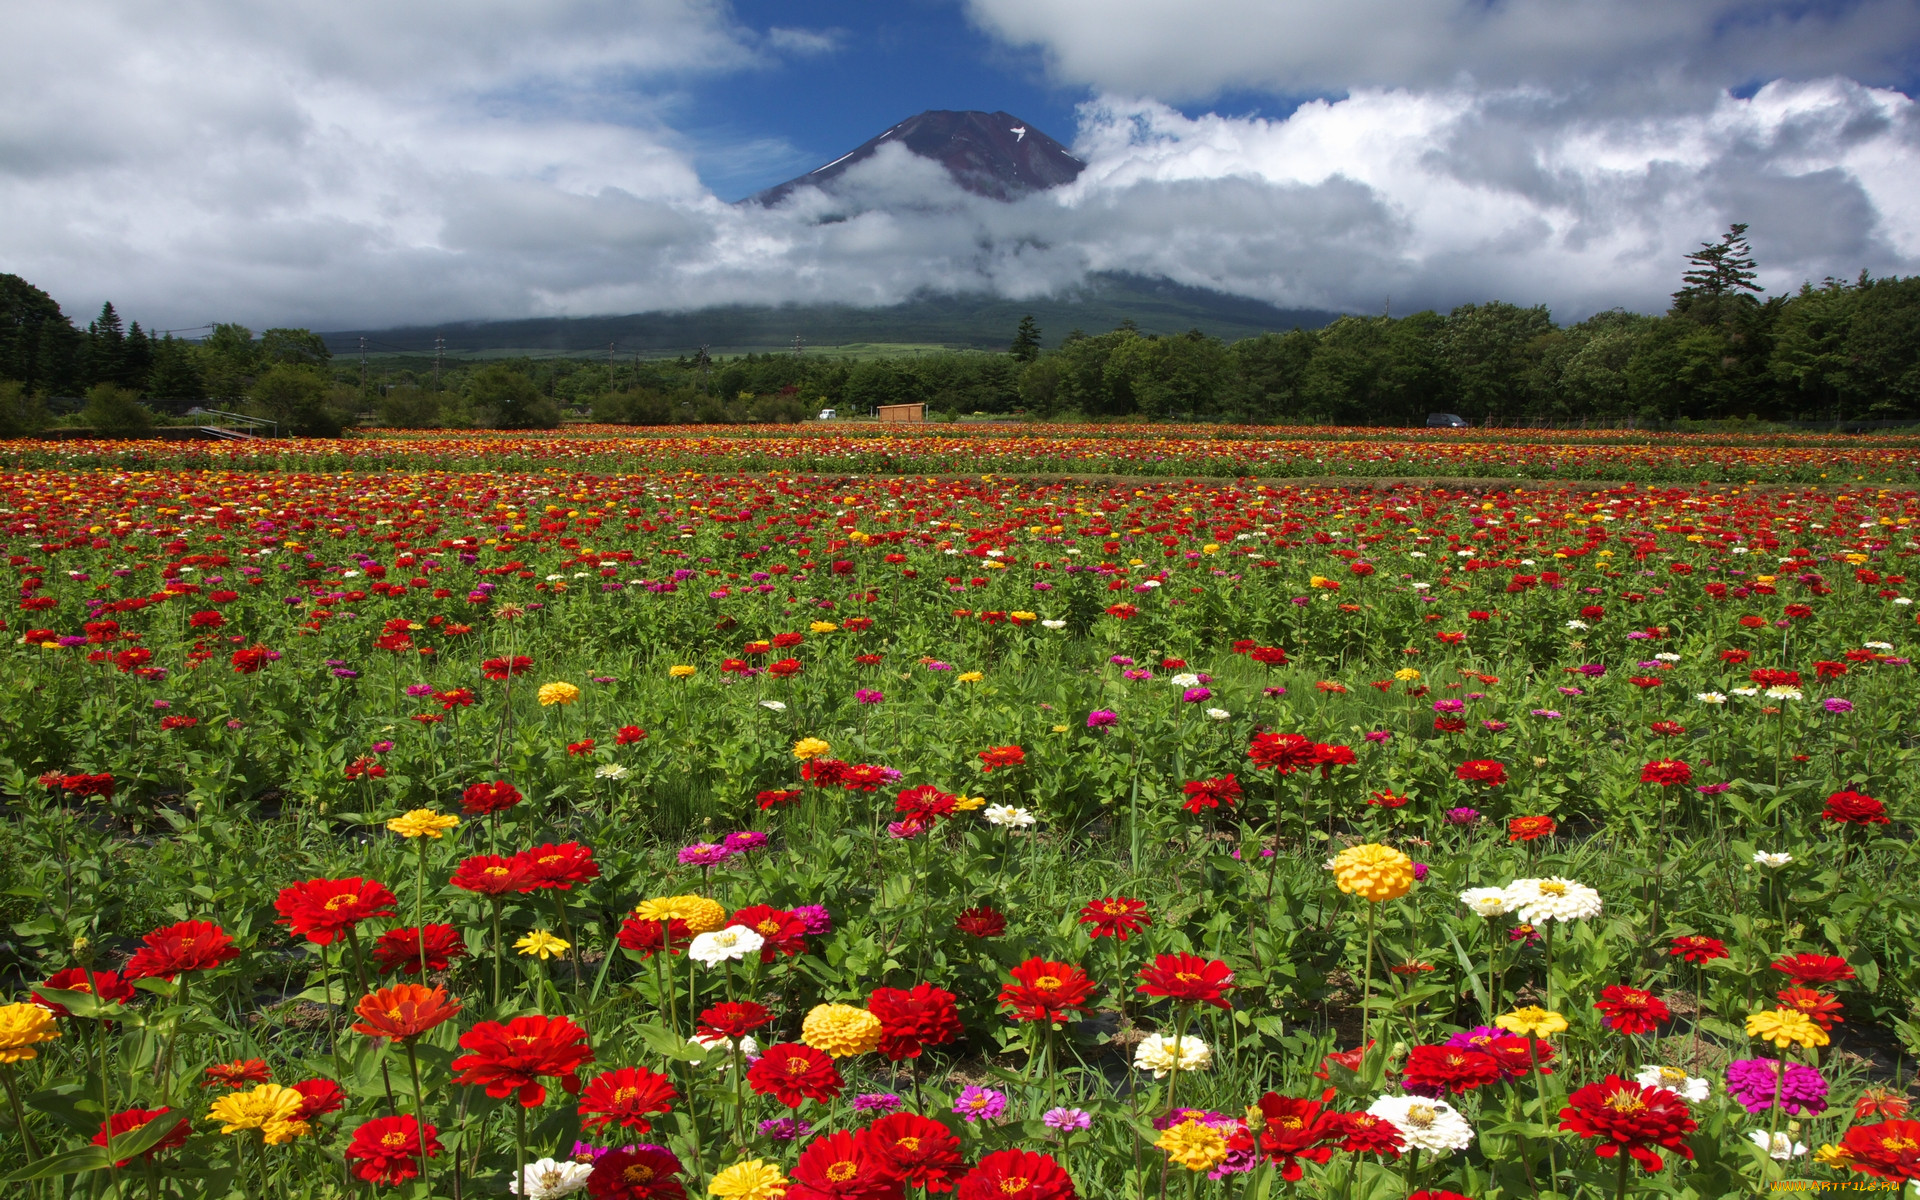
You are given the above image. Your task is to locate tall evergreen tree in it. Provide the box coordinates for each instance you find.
[84,301,127,387]
[1009,314,1041,362]
[1675,224,1764,304]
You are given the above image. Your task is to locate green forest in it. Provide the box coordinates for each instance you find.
[3,227,1918,433]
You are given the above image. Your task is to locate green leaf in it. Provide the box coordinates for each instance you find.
[2,1145,113,1183]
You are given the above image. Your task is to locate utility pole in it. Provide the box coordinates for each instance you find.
[697,344,711,393]
[359,336,368,398]
[792,333,805,358]
[434,336,445,392]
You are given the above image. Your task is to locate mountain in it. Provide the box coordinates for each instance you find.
[746,109,1084,206]
[319,274,1339,357]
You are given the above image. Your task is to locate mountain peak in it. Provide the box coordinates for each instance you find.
[746,110,1084,206]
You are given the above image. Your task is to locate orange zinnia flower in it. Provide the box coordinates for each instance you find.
[352,984,462,1042]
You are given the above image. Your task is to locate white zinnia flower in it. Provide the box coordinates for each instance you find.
[985,805,1036,828]
[1635,1065,1709,1102]
[1503,877,1603,923]
[1133,1033,1212,1078]
[1731,687,1759,697]
[593,763,630,781]
[758,700,788,711]
[1366,1095,1475,1153]
[687,925,764,967]
[1654,652,1681,662]
[1764,685,1803,700]
[691,1033,760,1065]
[1169,673,1201,688]
[1865,641,1893,650]
[1041,619,1067,629]
[1749,1130,1807,1159]
[1696,692,1727,704]
[1753,851,1794,867]
[510,1158,593,1198]
[1565,620,1590,631]
[1205,708,1230,721]
[1459,887,1512,917]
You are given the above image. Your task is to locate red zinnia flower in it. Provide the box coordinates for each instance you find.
[977,745,1026,772]
[1649,721,1686,736]
[954,1149,1075,1200]
[290,1078,345,1121]
[1822,790,1890,826]
[1593,985,1671,1036]
[274,876,398,946]
[1668,935,1728,963]
[1000,958,1097,1023]
[203,1058,271,1089]
[1484,1035,1556,1079]
[514,842,601,891]
[481,655,533,679]
[1078,897,1151,941]
[1408,1193,1476,1200]
[788,1128,901,1200]
[954,906,1005,938]
[868,1112,967,1193]
[353,983,463,1041]
[730,904,808,962]
[346,1114,442,1186]
[1401,1046,1501,1095]
[746,1042,843,1108]
[618,917,691,958]
[1179,776,1242,814]
[1640,760,1692,787]
[1855,1088,1911,1120]
[1136,953,1234,1010]
[615,725,647,745]
[587,1145,687,1199]
[1251,1092,1337,1180]
[1247,732,1320,773]
[1558,1075,1697,1173]
[1312,1041,1372,1080]
[868,982,963,1061]
[757,788,802,810]
[1838,1118,1920,1181]
[1507,815,1556,842]
[768,657,802,678]
[1455,759,1507,786]
[1250,646,1289,666]
[1324,1110,1402,1157]
[460,779,524,816]
[371,924,469,975]
[449,854,527,896]
[1772,953,1855,985]
[1778,987,1845,1031]
[697,1001,773,1040]
[123,920,240,980]
[34,967,136,1016]
[92,1107,188,1167]
[1368,790,1409,808]
[567,739,596,757]
[771,632,805,649]
[451,1013,594,1107]
[578,1065,678,1133]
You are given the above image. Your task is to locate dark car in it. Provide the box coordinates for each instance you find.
[1425,413,1469,428]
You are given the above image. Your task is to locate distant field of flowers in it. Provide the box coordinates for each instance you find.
[5,423,1920,482]
[0,452,1917,1198]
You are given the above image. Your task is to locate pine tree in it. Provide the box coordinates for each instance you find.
[85,301,126,387]
[1675,224,1764,303]
[1010,314,1041,362]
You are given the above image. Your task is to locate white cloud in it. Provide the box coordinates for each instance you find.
[2,2,1916,331]
[963,0,1920,98]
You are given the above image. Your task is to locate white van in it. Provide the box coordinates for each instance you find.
[817,408,837,420]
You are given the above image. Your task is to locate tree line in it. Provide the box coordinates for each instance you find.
[4,226,1917,434]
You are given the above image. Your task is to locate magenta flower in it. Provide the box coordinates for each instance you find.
[791,905,831,935]
[856,689,885,705]
[1726,1059,1828,1115]
[853,1093,902,1114]
[1363,730,1391,743]
[1445,806,1481,825]
[1182,687,1212,703]
[953,1086,1008,1122]
[1087,709,1119,729]
[677,842,732,867]
[722,831,768,854]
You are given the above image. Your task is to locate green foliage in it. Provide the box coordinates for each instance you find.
[78,382,153,434]
[467,363,560,429]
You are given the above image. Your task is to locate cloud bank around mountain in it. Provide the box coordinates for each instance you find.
[1,0,1915,329]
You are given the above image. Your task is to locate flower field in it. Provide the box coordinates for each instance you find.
[0,439,1918,1198]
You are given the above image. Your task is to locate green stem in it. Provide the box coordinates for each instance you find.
[2,1065,39,1161]
[406,1039,433,1192]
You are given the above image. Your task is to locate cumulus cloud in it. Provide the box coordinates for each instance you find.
[964,0,1920,98]
[2,2,1916,330]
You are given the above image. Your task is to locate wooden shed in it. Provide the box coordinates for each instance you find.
[876,403,926,423]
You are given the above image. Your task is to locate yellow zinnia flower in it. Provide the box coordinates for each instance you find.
[1496,1006,1570,1037]
[1010,611,1037,622]
[536,681,581,706]
[792,737,831,761]
[387,808,460,839]
[668,664,697,678]
[633,895,728,934]
[1394,667,1421,682]
[1329,843,1415,902]
[1747,1007,1829,1050]
[808,621,837,633]
[515,930,571,960]
[952,796,986,811]
[0,1003,61,1063]
[956,671,984,683]
[1156,1119,1230,1172]
[801,1004,883,1058]
[709,1158,790,1199]
[1812,1143,1852,1169]
[207,1084,308,1144]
